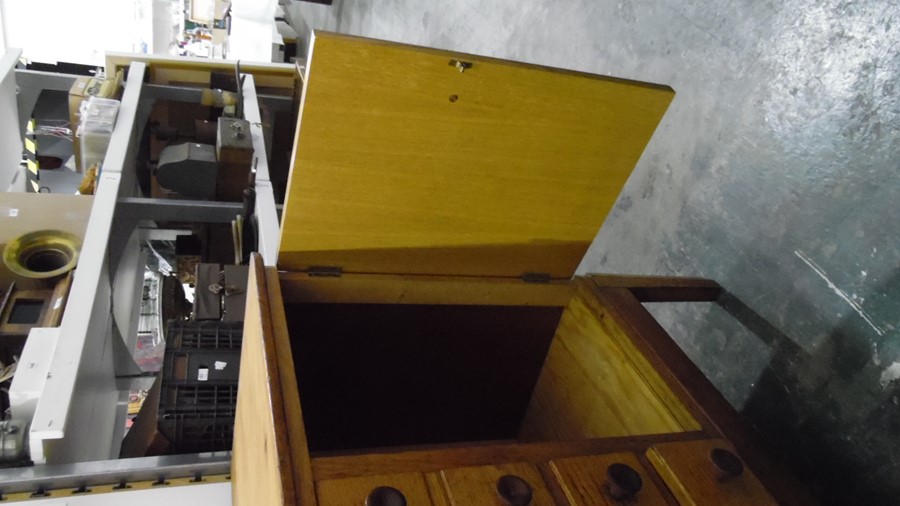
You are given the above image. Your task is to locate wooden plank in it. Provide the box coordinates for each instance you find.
[588,274,722,302]
[279,32,674,278]
[440,462,555,506]
[573,280,704,433]
[278,271,574,306]
[265,265,317,506]
[231,255,296,505]
[425,472,453,506]
[549,452,670,505]
[42,272,74,327]
[316,472,433,506]
[104,52,295,90]
[311,432,708,481]
[646,439,777,506]
[591,286,816,506]
[519,282,697,440]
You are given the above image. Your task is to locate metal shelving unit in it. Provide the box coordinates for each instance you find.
[1,52,296,502]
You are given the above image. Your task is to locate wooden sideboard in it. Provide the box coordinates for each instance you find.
[231,31,813,505]
[233,260,813,505]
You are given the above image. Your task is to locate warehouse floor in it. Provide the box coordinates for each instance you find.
[295,1,899,503]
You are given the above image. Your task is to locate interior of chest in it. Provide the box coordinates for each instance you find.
[278,275,699,455]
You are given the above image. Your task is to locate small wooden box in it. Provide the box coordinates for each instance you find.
[233,33,810,505]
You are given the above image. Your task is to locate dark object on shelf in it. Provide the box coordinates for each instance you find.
[193,263,222,321]
[222,265,248,322]
[0,275,73,366]
[156,143,218,199]
[216,117,253,202]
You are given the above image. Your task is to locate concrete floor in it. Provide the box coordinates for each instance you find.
[296,1,899,503]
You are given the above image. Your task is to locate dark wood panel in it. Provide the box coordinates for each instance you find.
[588,275,722,302]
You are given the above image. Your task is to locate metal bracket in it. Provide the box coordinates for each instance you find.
[449,59,473,73]
[308,266,343,278]
[521,272,551,284]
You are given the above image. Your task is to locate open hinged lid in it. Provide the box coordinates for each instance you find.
[278,32,674,279]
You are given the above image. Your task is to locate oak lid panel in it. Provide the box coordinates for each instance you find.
[279,32,674,278]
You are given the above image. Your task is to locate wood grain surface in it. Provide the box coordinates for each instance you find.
[232,255,296,505]
[316,472,433,506]
[519,282,697,440]
[550,453,670,506]
[646,439,777,506]
[310,432,707,481]
[279,32,674,278]
[440,462,555,506]
[265,266,317,506]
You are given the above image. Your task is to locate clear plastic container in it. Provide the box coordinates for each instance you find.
[77,96,120,172]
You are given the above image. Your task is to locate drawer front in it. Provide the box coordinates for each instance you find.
[440,462,555,506]
[646,439,777,505]
[550,453,669,505]
[317,472,435,506]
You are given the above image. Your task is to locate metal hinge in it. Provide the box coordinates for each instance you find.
[521,272,551,283]
[307,266,342,277]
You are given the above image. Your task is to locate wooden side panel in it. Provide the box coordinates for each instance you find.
[589,285,816,505]
[232,255,297,505]
[519,284,697,440]
[646,439,777,506]
[577,282,703,432]
[440,462,556,506]
[550,453,670,506]
[266,268,317,506]
[316,472,434,506]
[279,32,674,278]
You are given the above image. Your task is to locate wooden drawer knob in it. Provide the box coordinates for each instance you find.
[496,474,534,505]
[606,463,643,500]
[365,486,407,506]
[710,448,744,481]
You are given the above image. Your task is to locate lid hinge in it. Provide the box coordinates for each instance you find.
[307,266,343,277]
[521,272,551,284]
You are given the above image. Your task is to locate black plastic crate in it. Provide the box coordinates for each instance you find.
[166,320,243,350]
[163,321,242,385]
[157,320,243,454]
[158,411,236,453]
[161,383,238,413]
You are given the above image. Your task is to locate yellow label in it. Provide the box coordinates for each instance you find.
[25,137,36,154]
[27,159,38,174]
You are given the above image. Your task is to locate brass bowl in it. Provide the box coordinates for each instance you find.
[3,230,82,280]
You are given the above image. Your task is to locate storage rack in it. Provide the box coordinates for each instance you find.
[0,52,296,500]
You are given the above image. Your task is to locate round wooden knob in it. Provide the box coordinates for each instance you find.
[365,486,407,506]
[496,474,534,505]
[710,448,744,481]
[606,463,643,499]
